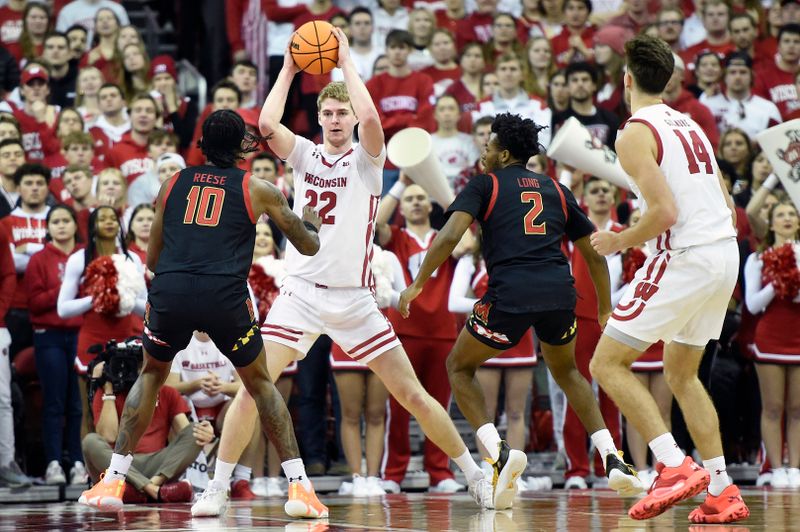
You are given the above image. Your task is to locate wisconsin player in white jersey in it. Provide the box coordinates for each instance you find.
[191,29,505,517]
[588,35,749,524]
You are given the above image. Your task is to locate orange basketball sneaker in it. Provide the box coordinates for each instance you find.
[628,456,710,520]
[688,484,750,524]
[284,480,329,519]
[78,473,126,511]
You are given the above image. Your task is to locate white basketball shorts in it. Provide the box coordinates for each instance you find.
[261,276,401,364]
[606,239,739,349]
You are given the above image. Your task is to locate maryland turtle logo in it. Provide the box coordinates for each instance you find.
[777,129,800,183]
[472,300,492,324]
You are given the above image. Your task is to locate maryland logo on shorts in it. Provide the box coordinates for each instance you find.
[246,298,255,323]
[232,324,259,352]
[472,300,492,324]
[144,302,151,325]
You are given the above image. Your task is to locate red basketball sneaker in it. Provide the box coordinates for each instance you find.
[628,456,710,520]
[688,484,750,524]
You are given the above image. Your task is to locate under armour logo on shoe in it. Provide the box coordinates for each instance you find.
[289,476,304,483]
[715,469,726,475]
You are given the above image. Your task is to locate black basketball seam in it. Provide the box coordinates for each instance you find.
[312,21,324,75]
[293,31,316,47]
[289,47,339,55]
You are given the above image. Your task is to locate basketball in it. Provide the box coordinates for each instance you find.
[291,20,339,75]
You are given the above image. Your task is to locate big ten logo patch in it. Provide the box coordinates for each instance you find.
[232,324,259,352]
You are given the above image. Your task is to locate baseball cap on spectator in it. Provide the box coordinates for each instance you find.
[237,107,259,129]
[593,26,633,56]
[150,55,178,81]
[22,66,49,85]
[156,152,186,171]
[725,51,753,69]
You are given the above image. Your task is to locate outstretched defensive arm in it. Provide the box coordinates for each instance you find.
[398,211,474,317]
[252,179,321,256]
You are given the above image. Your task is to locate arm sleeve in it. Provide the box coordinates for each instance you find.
[446,173,490,220]
[12,243,29,273]
[57,253,93,318]
[448,256,477,313]
[744,252,775,314]
[563,184,596,242]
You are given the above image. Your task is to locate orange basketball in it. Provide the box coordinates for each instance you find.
[290,20,339,75]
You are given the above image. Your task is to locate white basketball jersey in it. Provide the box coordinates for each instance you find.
[284,135,384,288]
[170,336,236,408]
[623,103,736,252]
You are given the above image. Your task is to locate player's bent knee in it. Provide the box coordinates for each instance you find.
[397,387,431,417]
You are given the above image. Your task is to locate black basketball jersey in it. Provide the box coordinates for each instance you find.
[155,165,257,279]
[447,165,594,313]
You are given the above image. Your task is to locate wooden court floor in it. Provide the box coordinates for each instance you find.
[0,488,794,531]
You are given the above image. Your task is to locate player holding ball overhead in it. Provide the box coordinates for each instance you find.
[291,20,339,75]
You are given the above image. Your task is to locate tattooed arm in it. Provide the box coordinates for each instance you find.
[251,178,321,256]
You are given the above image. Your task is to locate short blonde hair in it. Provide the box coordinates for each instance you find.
[316,82,352,111]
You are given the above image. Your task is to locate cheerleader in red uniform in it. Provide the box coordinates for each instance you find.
[330,246,405,497]
[247,221,293,497]
[449,250,536,490]
[57,205,146,436]
[613,209,671,488]
[744,201,800,489]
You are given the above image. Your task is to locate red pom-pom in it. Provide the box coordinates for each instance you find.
[80,256,121,315]
[622,247,647,284]
[248,263,279,324]
[761,243,800,300]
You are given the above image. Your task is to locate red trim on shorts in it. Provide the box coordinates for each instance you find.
[611,302,646,321]
[352,334,398,360]
[161,171,181,209]
[483,173,500,221]
[652,253,671,284]
[262,331,299,342]
[350,325,393,353]
[628,118,663,165]
[242,171,257,224]
[361,195,378,287]
[262,323,303,335]
[550,176,569,221]
[664,229,672,250]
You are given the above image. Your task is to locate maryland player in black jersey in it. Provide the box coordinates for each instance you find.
[399,113,642,497]
[78,110,328,517]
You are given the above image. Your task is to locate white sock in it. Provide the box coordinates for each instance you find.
[282,458,312,491]
[104,453,132,483]
[703,456,730,496]
[590,429,619,470]
[648,433,685,468]
[453,449,484,484]
[213,459,236,487]
[476,423,502,462]
[233,464,252,483]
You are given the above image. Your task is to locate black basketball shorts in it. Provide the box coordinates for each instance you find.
[142,273,263,367]
[466,297,577,350]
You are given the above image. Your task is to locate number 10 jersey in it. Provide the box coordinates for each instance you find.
[284,135,385,288]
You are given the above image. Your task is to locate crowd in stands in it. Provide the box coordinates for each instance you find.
[0,0,799,500]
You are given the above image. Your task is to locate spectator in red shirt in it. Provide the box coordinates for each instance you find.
[421,29,460,97]
[0,0,24,49]
[365,30,435,189]
[754,23,800,120]
[455,0,498,49]
[656,8,685,52]
[525,36,557,100]
[82,359,213,503]
[607,0,654,34]
[10,64,61,164]
[105,93,158,184]
[444,42,485,133]
[729,13,776,72]
[680,0,735,77]
[482,12,526,69]
[89,82,130,158]
[79,8,122,83]
[551,0,595,67]
[26,204,86,486]
[436,0,466,37]
[661,53,720,149]
[6,3,51,66]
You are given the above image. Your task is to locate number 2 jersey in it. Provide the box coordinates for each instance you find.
[447,165,594,313]
[284,135,384,288]
[623,103,736,252]
[155,165,257,279]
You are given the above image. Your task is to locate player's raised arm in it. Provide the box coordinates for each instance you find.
[258,43,300,160]
[398,211,474,317]
[332,27,384,158]
[251,178,320,256]
[591,123,678,256]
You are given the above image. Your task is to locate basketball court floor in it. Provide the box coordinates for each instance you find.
[0,488,792,531]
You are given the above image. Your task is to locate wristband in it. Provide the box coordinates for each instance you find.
[303,221,319,233]
[102,394,116,401]
[388,181,407,200]
[763,173,780,191]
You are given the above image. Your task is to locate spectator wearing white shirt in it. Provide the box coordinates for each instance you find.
[55,0,129,45]
[700,52,782,141]
[680,0,707,49]
[431,94,479,189]
[348,7,383,81]
[373,0,410,52]
[471,52,552,148]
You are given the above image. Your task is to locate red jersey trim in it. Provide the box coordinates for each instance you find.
[483,173,500,221]
[361,195,379,287]
[627,118,663,166]
[161,171,181,209]
[242,171,257,224]
[551,177,569,221]
[319,148,353,168]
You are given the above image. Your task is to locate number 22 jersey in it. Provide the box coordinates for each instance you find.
[447,165,594,313]
[284,135,385,288]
